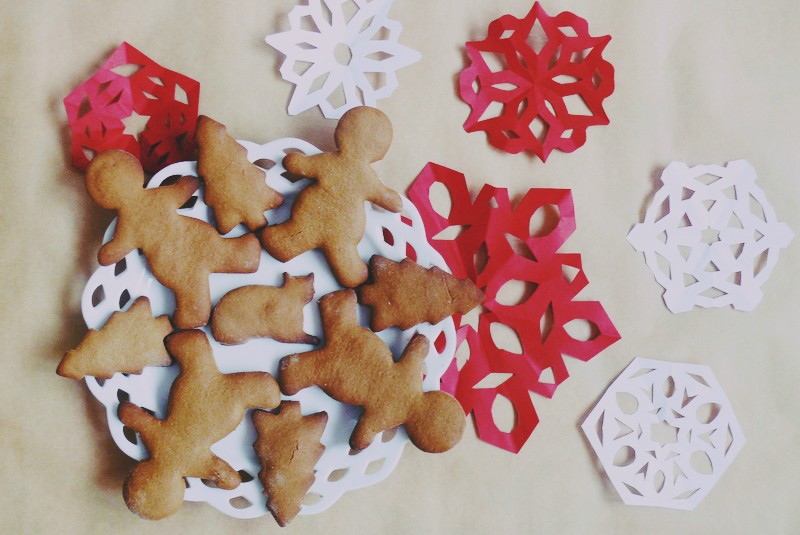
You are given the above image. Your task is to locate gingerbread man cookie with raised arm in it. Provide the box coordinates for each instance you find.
[85,150,261,329]
[259,106,403,288]
[279,290,465,453]
[119,330,281,520]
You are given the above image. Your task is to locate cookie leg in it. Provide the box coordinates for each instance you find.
[278,352,321,395]
[322,241,368,288]
[214,233,261,274]
[350,412,384,451]
[173,276,212,330]
[228,372,282,410]
[259,219,314,262]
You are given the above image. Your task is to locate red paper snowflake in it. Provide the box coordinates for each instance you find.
[458,2,614,161]
[64,42,200,174]
[409,163,620,452]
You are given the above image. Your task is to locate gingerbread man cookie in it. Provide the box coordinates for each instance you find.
[211,273,318,346]
[259,106,403,288]
[196,115,283,234]
[119,330,281,520]
[85,150,261,329]
[279,290,465,453]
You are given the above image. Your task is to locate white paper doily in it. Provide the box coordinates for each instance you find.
[80,137,456,519]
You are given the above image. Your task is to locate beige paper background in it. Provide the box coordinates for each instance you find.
[1,0,798,532]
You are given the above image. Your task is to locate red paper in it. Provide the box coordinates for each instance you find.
[409,163,620,452]
[458,2,614,161]
[64,42,200,174]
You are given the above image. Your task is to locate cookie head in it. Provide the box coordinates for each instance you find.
[334,106,392,162]
[124,460,185,520]
[85,150,146,210]
[406,390,466,454]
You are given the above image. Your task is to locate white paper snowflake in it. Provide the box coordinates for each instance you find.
[627,160,793,313]
[266,0,421,119]
[581,358,745,511]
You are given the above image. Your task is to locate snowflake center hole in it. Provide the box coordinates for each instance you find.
[650,420,678,446]
[334,43,353,66]
[701,227,721,245]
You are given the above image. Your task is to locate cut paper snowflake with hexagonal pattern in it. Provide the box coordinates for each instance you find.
[458,2,614,160]
[628,160,793,313]
[266,0,421,119]
[581,358,745,511]
[64,42,200,174]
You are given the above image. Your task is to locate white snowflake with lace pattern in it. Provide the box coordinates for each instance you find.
[266,0,421,119]
[627,160,792,313]
[581,357,745,511]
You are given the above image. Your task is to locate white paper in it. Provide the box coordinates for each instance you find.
[581,357,745,510]
[266,0,421,119]
[627,160,792,312]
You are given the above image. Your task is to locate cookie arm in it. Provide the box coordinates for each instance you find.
[162,175,201,208]
[98,228,136,266]
[282,152,319,181]
[366,183,403,213]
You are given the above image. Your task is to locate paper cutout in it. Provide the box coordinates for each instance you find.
[408,163,620,453]
[266,0,421,119]
[458,2,614,160]
[64,42,200,174]
[628,160,793,312]
[581,357,745,510]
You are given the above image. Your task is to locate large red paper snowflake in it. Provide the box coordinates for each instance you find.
[64,42,200,174]
[458,2,614,161]
[409,163,620,453]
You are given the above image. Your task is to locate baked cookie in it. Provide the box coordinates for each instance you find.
[279,290,465,453]
[119,330,281,520]
[357,256,484,331]
[196,115,283,233]
[259,107,403,288]
[57,297,172,379]
[85,150,261,329]
[252,402,327,526]
[211,273,318,346]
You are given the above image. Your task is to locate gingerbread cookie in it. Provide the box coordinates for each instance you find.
[196,115,283,233]
[119,329,281,520]
[357,256,484,331]
[211,273,318,346]
[252,402,327,526]
[58,297,172,379]
[85,150,261,329]
[259,107,403,288]
[279,290,465,453]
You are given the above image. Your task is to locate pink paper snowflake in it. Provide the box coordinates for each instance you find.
[266,0,421,119]
[64,42,200,174]
[409,163,620,453]
[459,2,614,161]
